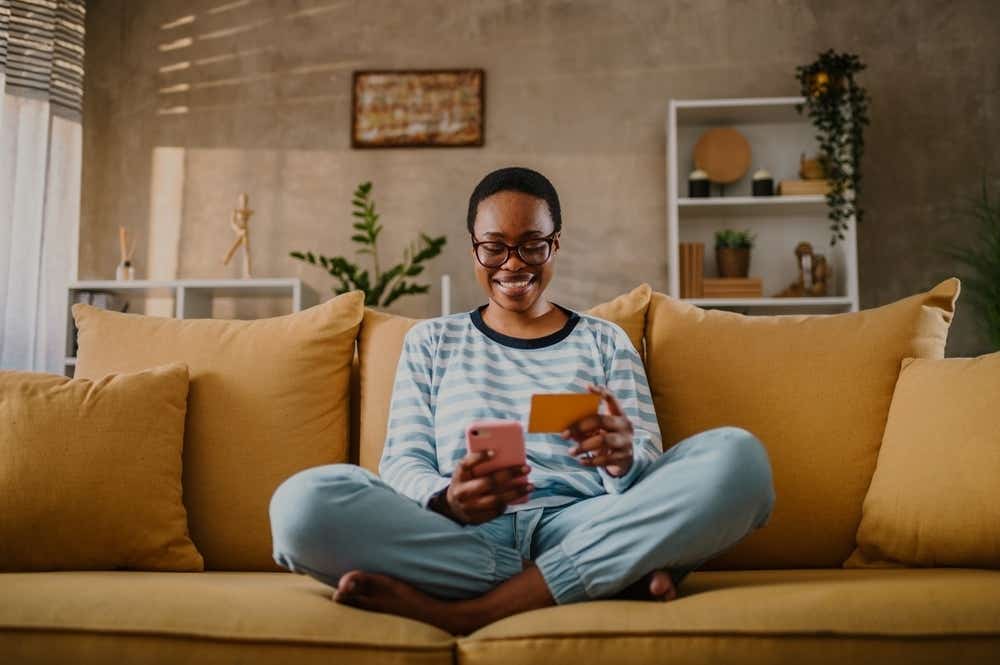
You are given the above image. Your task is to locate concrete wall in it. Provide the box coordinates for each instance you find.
[80,0,1000,355]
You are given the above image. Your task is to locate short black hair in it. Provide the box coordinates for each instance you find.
[466,166,562,235]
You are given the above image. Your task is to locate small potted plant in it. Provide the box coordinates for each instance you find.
[715,229,755,278]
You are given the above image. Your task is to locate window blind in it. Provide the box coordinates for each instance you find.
[0,0,85,115]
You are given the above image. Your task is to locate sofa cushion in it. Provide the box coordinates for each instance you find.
[585,282,650,355]
[4,569,998,665]
[357,308,421,472]
[458,568,1000,665]
[73,291,364,571]
[356,284,652,471]
[0,571,452,665]
[846,352,1000,569]
[0,364,202,572]
[643,279,959,569]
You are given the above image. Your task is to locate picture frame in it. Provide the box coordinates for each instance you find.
[351,69,485,149]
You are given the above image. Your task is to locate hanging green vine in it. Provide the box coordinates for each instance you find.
[795,49,871,245]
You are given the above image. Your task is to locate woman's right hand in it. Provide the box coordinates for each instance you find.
[436,451,533,525]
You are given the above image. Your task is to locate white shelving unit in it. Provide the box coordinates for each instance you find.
[667,97,860,313]
[64,278,317,376]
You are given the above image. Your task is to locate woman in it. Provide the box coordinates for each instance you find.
[270,167,775,635]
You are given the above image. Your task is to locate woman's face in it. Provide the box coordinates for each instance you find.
[471,190,560,313]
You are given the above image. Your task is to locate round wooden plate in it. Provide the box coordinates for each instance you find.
[693,127,751,184]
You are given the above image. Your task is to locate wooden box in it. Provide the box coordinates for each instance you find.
[702,277,763,298]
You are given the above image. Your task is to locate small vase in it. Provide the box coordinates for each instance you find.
[115,260,135,281]
[716,247,750,278]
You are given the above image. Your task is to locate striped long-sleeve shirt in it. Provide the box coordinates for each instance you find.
[378,302,663,512]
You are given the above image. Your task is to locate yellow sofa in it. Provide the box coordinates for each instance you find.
[3,283,999,664]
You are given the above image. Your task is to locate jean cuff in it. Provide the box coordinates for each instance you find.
[535,543,589,604]
[491,543,524,585]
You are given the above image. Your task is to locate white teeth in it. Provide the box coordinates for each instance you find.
[496,276,533,287]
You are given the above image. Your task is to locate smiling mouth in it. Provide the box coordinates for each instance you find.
[493,273,537,295]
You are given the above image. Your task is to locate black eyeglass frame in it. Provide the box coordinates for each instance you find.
[470,230,560,268]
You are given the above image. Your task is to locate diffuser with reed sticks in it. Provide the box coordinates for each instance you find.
[116,226,136,280]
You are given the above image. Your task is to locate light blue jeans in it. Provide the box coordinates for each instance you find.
[269,426,775,604]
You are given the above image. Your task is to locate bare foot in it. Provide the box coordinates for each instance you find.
[334,563,555,636]
[614,569,677,601]
[333,570,473,634]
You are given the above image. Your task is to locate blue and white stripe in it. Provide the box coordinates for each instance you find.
[378,306,663,511]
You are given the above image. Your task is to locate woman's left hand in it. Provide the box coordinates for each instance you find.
[560,384,634,477]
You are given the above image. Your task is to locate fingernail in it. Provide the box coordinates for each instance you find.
[569,447,579,455]
[487,450,495,457]
[522,465,530,473]
[342,580,354,593]
[560,429,569,438]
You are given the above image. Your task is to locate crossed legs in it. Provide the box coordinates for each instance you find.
[269,426,775,634]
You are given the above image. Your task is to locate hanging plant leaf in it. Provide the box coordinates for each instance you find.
[795,49,871,246]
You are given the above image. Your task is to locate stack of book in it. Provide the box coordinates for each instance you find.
[701,277,763,298]
[678,243,704,298]
[777,179,831,195]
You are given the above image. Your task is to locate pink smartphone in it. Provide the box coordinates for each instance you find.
[466,419,529,504]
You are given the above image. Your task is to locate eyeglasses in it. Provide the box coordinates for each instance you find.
[471,231,559,268]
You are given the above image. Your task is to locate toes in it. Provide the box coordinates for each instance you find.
[648,570,676,600]
[333,570,368,603]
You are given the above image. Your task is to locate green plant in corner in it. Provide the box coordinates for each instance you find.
[940,179,1000,350]
[795,49,871,246]
[715,229,756,249]
[290,182,447,308]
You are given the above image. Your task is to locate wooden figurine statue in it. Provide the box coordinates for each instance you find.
[223,192,253,278]
[773,241,830,297]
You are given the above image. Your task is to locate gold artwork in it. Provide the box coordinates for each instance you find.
[352,70,484,148]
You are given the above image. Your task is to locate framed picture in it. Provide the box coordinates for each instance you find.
[351,69,485,148]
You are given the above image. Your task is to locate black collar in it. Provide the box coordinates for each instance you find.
[471,303,580,349]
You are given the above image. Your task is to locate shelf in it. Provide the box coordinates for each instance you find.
[679,195,827,217]
[683,297,854,308]
[667,95,860,313]
[674,97,807,125]
[70,278,303,298]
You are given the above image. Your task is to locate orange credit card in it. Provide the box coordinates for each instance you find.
[527,393,601,433]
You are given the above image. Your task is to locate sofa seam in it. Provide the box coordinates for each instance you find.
[0,625,455,651]
[456,630,1000,645]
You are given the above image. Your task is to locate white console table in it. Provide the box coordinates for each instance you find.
[64,278,317,376]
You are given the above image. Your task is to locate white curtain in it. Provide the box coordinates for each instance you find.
[0,0,84,372]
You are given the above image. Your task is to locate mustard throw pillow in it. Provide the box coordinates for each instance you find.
[845,352,1000,569]
[0,364,202,571]
[587,283,650,356]
[356,284,653,471]
[73,291,364,571]
[644,278,960,569]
